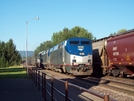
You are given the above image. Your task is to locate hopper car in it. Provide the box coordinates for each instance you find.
[106,29,134,77]
[92,29,134,77]
[92,37,109,75]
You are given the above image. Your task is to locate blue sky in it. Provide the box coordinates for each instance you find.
[0,0,134,51]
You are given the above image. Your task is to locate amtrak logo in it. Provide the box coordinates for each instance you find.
[78,46,84,51]
[78,48,83,51]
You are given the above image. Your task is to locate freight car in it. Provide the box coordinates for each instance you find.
[92,29,134,77]
[37,37,93,76]
[92,37,109,75]
[107,29,134,77]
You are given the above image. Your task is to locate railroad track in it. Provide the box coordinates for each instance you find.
[101,76,134,85]
[82,76,134,91]
[39,69,134,101]
[78,76,134,97]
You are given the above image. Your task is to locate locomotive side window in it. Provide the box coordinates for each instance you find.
[58,45,60,49]
[50,47,54,52]
[81,41,90,45]
[58,43,63,49]
[70,41,79,45]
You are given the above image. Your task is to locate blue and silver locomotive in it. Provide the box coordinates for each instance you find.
[38,37,93,76]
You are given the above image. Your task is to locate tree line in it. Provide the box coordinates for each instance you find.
[0,26,127,67]
[0,39,21,68]
[34,26,96,55]
[110,29,127,36]
[34,26,127,55]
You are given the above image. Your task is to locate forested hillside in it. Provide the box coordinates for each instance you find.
[19,51,34,58]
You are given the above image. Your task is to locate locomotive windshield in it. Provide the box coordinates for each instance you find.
[81,41,90,45]
[70,41,90,45]
[70,41,79,45]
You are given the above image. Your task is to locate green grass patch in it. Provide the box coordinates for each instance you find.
[0,66,30,79]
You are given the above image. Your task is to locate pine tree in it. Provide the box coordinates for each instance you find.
[6,61,9,67]
[0,39,22,67]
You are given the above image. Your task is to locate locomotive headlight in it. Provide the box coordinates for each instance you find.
[79,52,84,55]
[88,59,91,62]
[72,59,76,63]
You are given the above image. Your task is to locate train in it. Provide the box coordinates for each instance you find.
[93,29,134,77]
[35,37,93,76]
[27,55,37,66]
[28,29,134,77]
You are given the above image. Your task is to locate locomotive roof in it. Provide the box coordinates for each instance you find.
[49,37,91,52]
[38,51,43,55]
[42,49,49,55]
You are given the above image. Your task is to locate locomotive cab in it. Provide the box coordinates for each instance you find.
[64,38,93,76]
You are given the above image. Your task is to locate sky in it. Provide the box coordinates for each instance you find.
[0,0,134,51]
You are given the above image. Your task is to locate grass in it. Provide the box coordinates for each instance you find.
[0,66,30,79]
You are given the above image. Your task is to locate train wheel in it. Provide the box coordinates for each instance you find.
[62,66,66,73]
[107,73,111,76]
[107,70,112,76]
[119,74,123,78]
[119,71,124,78]
[70,73,73,76]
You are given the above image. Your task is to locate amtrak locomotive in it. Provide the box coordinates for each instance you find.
[37,37,93,76]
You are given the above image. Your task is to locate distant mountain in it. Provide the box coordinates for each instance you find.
[19,51,34,58]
